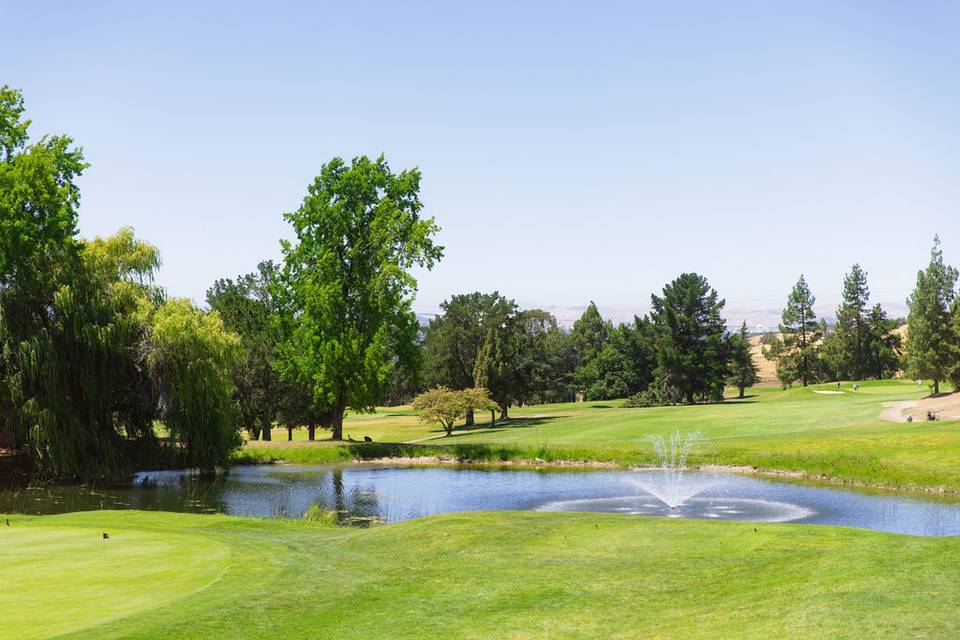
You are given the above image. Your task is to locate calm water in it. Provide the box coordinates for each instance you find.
[3,464,960,536]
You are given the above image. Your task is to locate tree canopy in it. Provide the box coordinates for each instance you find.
[276,156,442,440]
[650,273,730,403]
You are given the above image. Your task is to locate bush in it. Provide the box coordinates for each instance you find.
[624,389,661,408]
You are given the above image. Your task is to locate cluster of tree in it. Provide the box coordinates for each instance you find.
[211,155,442,442]
[1,87,441,479]
[762,238,960,392]
[419,274,759,422]
[0,87,240,480]
[764,267,904,387]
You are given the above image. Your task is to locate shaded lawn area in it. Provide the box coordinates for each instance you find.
[5,509,960,639]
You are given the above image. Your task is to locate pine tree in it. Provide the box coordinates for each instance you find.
[765,275,821,387]
[906,236,958,394]
[865,304,902,380]
[834,264,870,380]
[649,273,729,403]
[728,321,759,398]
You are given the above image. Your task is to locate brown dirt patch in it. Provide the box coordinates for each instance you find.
[748,334,780,386]
[880,391,960,423]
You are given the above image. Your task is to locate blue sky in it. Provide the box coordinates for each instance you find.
[3,1,958,318]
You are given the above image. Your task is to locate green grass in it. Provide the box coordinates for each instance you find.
[5,509,960,639]
[240,380,960,493]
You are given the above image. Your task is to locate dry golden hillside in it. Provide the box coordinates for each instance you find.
[748,335,780,386]
[749,324,908,387]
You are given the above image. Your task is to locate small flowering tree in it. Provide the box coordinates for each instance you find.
[412,387,497,436]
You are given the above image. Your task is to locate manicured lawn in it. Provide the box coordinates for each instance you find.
[5,509,960,639]
[242,380,960,492]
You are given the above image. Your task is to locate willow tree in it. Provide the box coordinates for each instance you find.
[144,299,241,471]
[277,156,442,440]
[0,87,244,478]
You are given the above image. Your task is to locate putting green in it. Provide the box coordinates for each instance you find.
[1,519,230,639]
[5,510,960,638]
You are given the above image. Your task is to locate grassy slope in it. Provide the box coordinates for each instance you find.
[242,380,960,492]
[5,509,960,639]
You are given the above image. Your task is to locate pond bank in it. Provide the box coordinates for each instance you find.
[234,442,960,500]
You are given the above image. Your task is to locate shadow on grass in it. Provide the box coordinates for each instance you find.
[445,416,561,434]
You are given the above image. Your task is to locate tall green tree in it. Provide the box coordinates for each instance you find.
[207,261,283,441]
[572,302,609,364]
[538,325,579,403]
[866,304,903,380]
[833,264,871,379]
[571,303,612,397]
[765,275,821,387]
[728,321,759,398]
[650,273,729,403]
[906,236,958,394]
[950,297,960,391]
[276,156,442,440]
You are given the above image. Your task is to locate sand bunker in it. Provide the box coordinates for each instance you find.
[880,392,960,423]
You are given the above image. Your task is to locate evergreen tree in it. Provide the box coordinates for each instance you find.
[421,292,516,424]
[865,305,902,380]
[571,302,612,397]
[766,275,821,387]
[572,302,609,364]
[537,326,579,403]
[906,236,958,394]
[834,264,870,379]
[576,317,656,401]
[950,297,960,390]
[650,273,729,403]
[728,321,759,398]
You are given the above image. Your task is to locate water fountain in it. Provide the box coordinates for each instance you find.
[538,430,813,523]
[629,431,718,509]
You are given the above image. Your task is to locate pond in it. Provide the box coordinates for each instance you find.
[3,464,960,536]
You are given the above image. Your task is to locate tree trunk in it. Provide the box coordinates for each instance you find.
[308,424,316,441]
[287,427,293,441]
[499,405,509,420]
[261,425,271,441]
[249,426,261,441]
[739,386,745,399]
[934,379,940,395]
[490,409,496,426]
[465,409,474,427]
[331,395,348,441]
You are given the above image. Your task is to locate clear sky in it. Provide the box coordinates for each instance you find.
[3,1,958,317]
